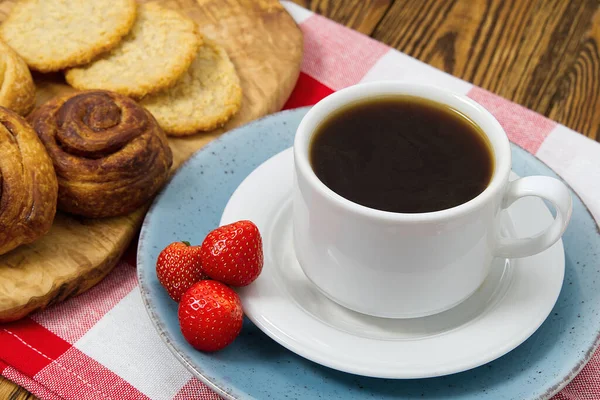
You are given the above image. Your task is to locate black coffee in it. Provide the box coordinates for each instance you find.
[309,96,494,213]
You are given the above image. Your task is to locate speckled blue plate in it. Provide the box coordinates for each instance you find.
[138,108,600,400]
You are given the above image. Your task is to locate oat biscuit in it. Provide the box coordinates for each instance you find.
[0,0,137,72]
[141,39,242,136]
[0,40,35,115]
[65,2,202,99]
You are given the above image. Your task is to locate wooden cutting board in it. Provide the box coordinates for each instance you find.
[0,0,303,322]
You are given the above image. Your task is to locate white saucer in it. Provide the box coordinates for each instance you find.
[220,148,565,379]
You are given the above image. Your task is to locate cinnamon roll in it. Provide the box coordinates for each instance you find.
[29,90,173,218]
[0,106,58,255]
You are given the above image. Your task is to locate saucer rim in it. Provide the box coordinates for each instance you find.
[137,107,600,400]
[220,146,565,379]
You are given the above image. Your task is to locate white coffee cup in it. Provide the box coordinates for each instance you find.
[292,82,572,319]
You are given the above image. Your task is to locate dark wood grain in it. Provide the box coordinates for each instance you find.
[291,0,600,141]
[2,0,600,398]
[546,6,600,139]
[291,0,392,34]
[0,377,35,400]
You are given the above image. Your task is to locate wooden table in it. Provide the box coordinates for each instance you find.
[1,0,599,399]
[292,0,600,141]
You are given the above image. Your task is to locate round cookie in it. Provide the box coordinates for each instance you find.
[0,40,36,115]
[141,39,242,136]
[65,2,202,99]
[0,0,137,73]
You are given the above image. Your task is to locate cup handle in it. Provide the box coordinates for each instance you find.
[495,176,573,258]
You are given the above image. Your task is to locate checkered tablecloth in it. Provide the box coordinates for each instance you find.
[1,2,599,399]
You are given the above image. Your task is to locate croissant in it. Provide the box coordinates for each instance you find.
[0,39,36,116]
[0,106,58,255]
[29,90,173,218]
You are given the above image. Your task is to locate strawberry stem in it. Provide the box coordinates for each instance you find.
[182,241,191,246]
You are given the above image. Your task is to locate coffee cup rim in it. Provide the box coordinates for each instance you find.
[293,82,512,223]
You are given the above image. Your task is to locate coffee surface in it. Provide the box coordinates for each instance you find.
[310,96,494,213]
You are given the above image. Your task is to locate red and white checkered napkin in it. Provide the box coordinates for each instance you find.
[1,2,599,399]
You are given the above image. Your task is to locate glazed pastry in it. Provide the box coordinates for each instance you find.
[0,106,58,255]
[0,40,36,116]
[29,90,173,218]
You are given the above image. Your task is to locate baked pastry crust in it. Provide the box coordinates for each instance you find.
[141,38,243,136]
[0,106,58,255]
[65,2,202,99]
[29,90,173,218]
[0,39,36,116]
[0,0,137,72]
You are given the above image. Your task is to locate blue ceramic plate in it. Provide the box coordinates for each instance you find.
[138,108,600,399]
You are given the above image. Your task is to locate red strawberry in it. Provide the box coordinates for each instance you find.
[178,280,243,352]
[200,220,263,287]
[156,241,207,302]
